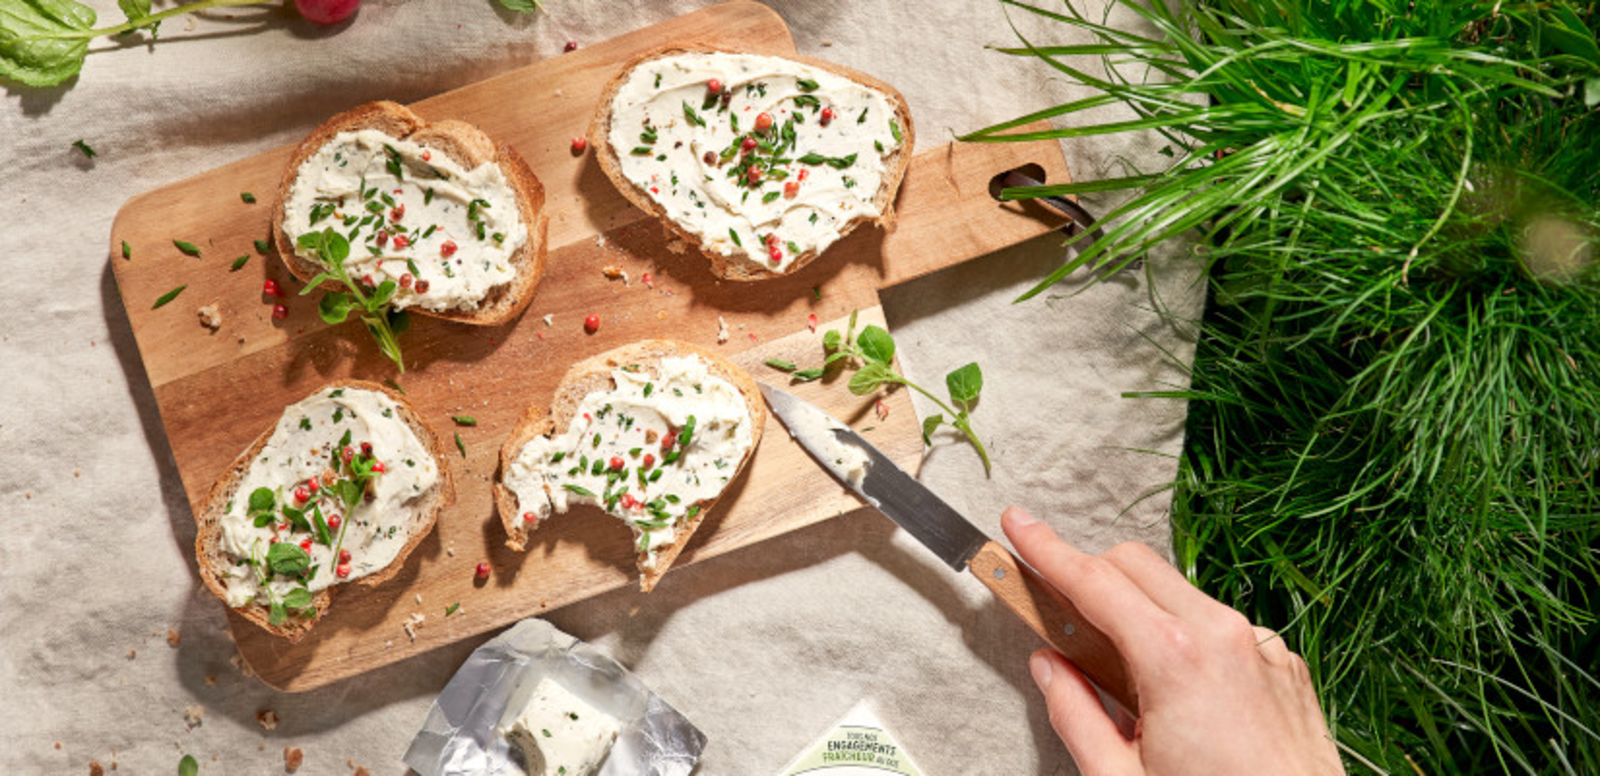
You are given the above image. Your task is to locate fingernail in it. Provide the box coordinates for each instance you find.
[1005,506,1040,528]
[1029,652,1054,691]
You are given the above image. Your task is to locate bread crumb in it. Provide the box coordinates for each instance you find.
[403,612,426,642]
[183,704,204,730]
[89,761,104,776]
[353,767,371,776]
[665,238,687,254]
[445,544,456,557]
[166,629,181,647]
[384,639,394,649]
[197,304,222,332]
[717,316,730,344]
[229,652,257,679]
[283,746,303,773]
[256,709,280,731]
[414,593,423,605]
[73,468,81,478]
[125,649,136,660]
[822,39,834,46]
[542,314,553,327]
[601,264,624,280]
[54,742,61,750]
[594,234,608,249]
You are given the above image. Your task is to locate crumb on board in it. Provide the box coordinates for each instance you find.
[414,593,423,605]
[542,314,553,327]
[126,649,136,660]
[403,612,426,642]
[167,629,181,647]
[284,746,304,773]
[665,238,687,254]
[89,761,104,776]
[183,704,204,730]
[204,675,217,687]
[197,304,221,332]
[256,709,279,731]
[230,652,257,679]
[717,316,730,344]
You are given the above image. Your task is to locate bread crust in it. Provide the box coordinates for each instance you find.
[589,47,915,282]
[194,379,456,642]
[494,340,766,591]
[272,101,548,326]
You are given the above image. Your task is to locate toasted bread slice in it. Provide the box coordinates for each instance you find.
[590,47,915,281]
[495,341,765,591]
[273,101,548,326]
[195,379,455,642]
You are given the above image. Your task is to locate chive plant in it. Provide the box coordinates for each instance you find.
[967,1,1600,772]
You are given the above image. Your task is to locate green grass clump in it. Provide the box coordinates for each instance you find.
[968,1,1600,772]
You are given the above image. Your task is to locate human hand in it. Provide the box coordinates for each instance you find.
[1001,505,1345,776]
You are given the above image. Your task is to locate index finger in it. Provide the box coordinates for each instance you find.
[1001,505,1176,669]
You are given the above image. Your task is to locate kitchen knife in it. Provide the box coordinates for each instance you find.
[758,383,1140,715]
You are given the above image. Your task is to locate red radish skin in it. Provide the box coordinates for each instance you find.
[296,0,359,24]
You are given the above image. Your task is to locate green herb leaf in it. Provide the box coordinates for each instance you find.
[889,119,902,143]
[0,0,95,87]
[683,100,705,127]
[452,416,477,426]
[120,240,130,260]
[173,239,200,257]
[791,367,825,382]
[856,325,895,364]
[248,487,274,513]
[72,138,95,158]
[254,238,270,254]
[178,753,198,776]
[267,599,287,626]
[152,285,185,309]
[318,292,353,324]
[494,0,544,12]
[847,361,896,396]
[563,483,595,497]
[946,362,982,407]
[797,152,857,169]
[455,432,466,458]
[823,329,842,351]
[445,602,460,616]
[729,228,742,247]
[921,413,944,445]
[266,542,310,577]
[230,254,249,271]
[239,191,256,204]
[796,78,819,91]
[282,587,313,610]
[765,358,798,371]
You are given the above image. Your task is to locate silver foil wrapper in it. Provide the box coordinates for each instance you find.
[404,618,706,776]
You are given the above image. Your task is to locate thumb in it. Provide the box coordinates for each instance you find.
[1030,649,1141,776]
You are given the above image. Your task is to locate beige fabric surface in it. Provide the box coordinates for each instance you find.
[0,1,1200,773]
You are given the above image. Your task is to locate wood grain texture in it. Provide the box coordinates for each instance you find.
[107,2,1074,691]
[969,540,1140,714]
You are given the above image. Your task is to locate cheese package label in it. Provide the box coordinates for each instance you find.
[778,702,922,776]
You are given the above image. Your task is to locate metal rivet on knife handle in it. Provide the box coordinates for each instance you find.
[968,539,1139,716]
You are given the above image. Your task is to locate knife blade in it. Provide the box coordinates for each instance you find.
[759,383,1140,714]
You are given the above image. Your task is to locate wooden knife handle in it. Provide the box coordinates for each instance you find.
[969,539,1140,715]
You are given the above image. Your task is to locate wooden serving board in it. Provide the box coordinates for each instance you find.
[109,1,1072,691]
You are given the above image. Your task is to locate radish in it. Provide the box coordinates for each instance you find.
[296,0,360,24]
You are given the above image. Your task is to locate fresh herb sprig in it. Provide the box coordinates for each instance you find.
[296,227,410,373]
[0,0,271,88]
[782,311,990,473]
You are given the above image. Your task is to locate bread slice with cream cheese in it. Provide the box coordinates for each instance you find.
[591,47,915,281]
[195,379,454,642]
[273,101,548,326]
[495,341,765,591]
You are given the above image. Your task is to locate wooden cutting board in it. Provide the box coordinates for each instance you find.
[109,1,1073,691]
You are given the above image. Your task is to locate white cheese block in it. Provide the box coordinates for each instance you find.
[503,677,620,776]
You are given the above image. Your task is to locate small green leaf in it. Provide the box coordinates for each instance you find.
[266,542,310,577]
[72,138,95,158]
[455,432,467,457]
[318,292,353,324]
[946,362,983,406]
[890,119,902,143]
[248,487,274,513]
[173,239,200,257]
[267,600,287,626]
[921,413,945,445]
[178,753,198,776]
[282,587,313,610]
[230,255,249,271]
[494,0,544,12]
[796,78,819,91]
[563,483,595,497]
[452,416,477,426]
[856,325,895,364]
[120,240,130,260]
[369,279,398,308]
[239,191,256,204]
[683,100,706,127]
[765,358,798,372]
[337,479,361,510]
[848,361,896,396]
[152,285,186,309]
[791,367,825,382]
[311,508,332,546]
[445,602,460,616]
[823,329,842,351]
[253,238,271,254]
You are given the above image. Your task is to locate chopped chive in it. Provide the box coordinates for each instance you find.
[120,240,130,260]
[173,240,200,257]
[230,255,249,271]
[240,192,257,204]
[152,285,186,309]
[455,432,466,458]
[452,416,477,426]
[766,358,798,371]
[72,139,96,158]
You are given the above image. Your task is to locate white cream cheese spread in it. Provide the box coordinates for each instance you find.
[218,386,439,612]
[607,52,905,274]
[504,355,753,569]
[783,407,871,489]
[283,129,528,313]
[502,677,620,776]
